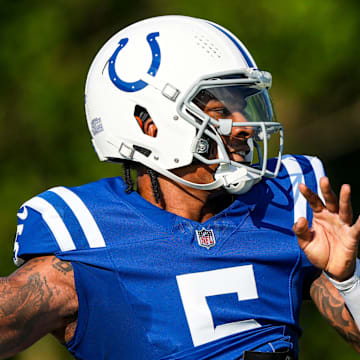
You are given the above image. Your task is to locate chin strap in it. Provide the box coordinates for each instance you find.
[223,178,260,195]
[109,136,261,194]
[136,152,260,194]
[130,147,225,191]
[214,163,262,194]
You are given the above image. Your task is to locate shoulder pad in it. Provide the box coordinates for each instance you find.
[13,186,106,266]
[281,154,326,224]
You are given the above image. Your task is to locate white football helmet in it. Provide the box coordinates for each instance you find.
[85,15,283,194]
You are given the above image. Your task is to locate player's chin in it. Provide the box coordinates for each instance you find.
[229,152,247,163]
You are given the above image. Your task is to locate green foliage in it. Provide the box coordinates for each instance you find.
[0,1,359,359]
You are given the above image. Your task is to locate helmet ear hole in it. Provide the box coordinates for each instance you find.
[134,105,157,137]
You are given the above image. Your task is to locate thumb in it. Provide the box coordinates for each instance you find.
[293,217,313,250]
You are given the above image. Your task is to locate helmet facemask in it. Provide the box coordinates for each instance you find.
[177,70,283,194]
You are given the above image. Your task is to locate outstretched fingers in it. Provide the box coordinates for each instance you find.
[319,177,339,214]
[298,183,324,213]
[300,178,350,220]
[339,183,353,225]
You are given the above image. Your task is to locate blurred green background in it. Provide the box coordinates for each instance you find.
[0,0,359,359]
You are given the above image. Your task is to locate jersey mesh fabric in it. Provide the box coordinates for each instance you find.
[13,155,325,359]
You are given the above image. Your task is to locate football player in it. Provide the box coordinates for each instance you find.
[1,15,360,360]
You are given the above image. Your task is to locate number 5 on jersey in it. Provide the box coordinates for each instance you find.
[176,265,260,347]
[13,207,28,266]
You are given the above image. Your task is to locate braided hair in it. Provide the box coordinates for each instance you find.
[123,161,162,204]
[123,162,134,193]
[122,105,162,203]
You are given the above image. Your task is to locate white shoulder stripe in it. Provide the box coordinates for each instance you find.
[304,156,326,204]
[49,187,106,248]
[282,156,307,223]
[23,197,76,251]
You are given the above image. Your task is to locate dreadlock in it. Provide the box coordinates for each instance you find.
[123,162,134,193]
[122,160,162,204]
[147,168,162,204]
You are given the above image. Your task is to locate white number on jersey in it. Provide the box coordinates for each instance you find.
[176,265,260,347]
[13,207,28,266]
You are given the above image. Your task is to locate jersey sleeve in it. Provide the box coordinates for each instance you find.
[281,155,327,287]
[281,154,326,224]
[301,155,326,200]
[13,184,107,267]
[13,193,76,266]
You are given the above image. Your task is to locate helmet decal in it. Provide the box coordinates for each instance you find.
[108,32,161,92]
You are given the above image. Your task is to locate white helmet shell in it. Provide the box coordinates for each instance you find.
[85,15,283,194]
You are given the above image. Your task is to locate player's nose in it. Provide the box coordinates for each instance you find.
[229,112,254,139]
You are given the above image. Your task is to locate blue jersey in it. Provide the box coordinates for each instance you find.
[13,155,325,360]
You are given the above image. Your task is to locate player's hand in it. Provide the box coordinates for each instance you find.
[293,176,360,281]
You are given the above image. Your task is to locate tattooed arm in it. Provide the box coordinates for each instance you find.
[293,177,360,351]
[310,273,360,352]
[0,255,78,359]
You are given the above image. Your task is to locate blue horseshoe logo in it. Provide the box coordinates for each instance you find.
[108,32,161,92]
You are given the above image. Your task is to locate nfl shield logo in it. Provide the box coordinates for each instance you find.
[195,228,216,250]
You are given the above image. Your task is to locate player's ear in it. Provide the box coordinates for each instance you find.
[143,118,158,137]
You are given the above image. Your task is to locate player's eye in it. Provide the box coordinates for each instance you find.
[210,107,231,117]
